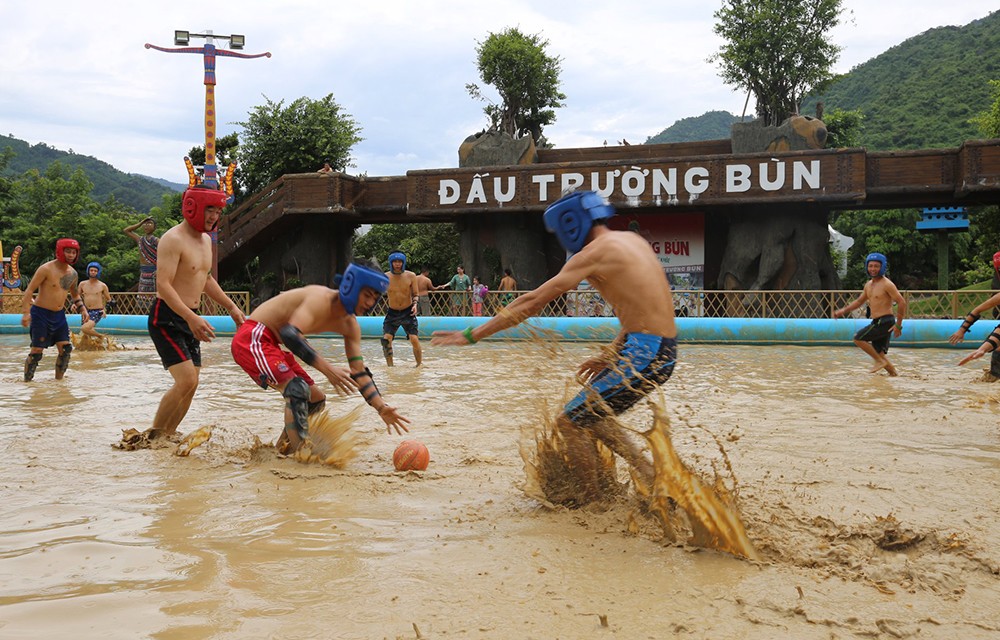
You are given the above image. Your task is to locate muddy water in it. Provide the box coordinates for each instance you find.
[1,335,1000,639]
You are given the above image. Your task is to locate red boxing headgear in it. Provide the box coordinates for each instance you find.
[993,251,1000,271]
[182,187,229,233]
[55,238,80,264]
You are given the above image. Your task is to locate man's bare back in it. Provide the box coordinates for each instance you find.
[249,285,357,337]
[415,273,433,296]
[575,230,677,338]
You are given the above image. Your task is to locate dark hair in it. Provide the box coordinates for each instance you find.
[504,268,512,276]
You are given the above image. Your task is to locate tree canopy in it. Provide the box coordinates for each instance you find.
[711,0,844,126]
[352,223,460,285]
[0,160,180,291]
[466,28,566,144]
[234,94,362,196]
[972,80,1000,139]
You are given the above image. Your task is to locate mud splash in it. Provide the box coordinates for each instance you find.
[520,398,757,560]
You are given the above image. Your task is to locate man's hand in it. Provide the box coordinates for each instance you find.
[576,356,608,385]
[959,347,989,366]
[228,306,246,328]
[431,330,470,346]
[21,312,30,328]
[832,308,845,319]
[189,316,216,342]
[378,405,411,435]
[325,367,359,395]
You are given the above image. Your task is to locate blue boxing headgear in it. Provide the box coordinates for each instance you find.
[87,261,102,278]
[388,251,407,273]
[543,191,616,254]
[339,262,389,315]
[865,252,887,277]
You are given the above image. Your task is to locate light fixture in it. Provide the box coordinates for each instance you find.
[229,34,245,50]
[174,30,190,46]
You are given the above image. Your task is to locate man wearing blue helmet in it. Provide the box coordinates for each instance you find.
[381,250,422,366]
[833,252,907,376]
[231,260,410,454]
[78,261,111,338]
[432,190,678,505]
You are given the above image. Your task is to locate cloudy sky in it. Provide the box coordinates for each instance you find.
[0,1,993,183]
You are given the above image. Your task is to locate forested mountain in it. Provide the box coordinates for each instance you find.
[0,134,183,213]
[647,11,999,151]
[645,110,749,144]
[803,10,1000,150]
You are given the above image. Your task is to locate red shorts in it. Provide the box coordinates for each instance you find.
[231,319,315,389]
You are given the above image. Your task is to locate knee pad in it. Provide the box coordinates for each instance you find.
[381,337,393,359]
[24,352,43,382]
[282,377,311,437]
[55,345,73,375]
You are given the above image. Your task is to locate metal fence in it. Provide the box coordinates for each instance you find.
[2,289,995,320]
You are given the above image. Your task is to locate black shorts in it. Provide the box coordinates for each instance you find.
[854,314,895,355]
[382,306,419,337]
[148,298,201,369]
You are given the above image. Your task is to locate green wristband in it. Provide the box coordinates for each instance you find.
[462,327,477,344]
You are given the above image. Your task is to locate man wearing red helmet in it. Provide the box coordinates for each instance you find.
[20,238,88,381]
[147,185,246,440]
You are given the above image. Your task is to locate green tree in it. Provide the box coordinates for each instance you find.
[466,27,566,143]
[822,107,865,148]
[710,0,844,126]
[187,132,240,168]
[971,79,1000,138]
[4,162,142,290]
[235,94,363,197]
[352,223,460,284]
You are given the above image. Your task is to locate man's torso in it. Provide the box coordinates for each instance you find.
[34,261,76,311]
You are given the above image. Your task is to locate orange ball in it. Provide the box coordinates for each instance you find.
[393,440,430,471]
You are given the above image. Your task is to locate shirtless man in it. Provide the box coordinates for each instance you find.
[415,267,435,316]
[123,217,158,310]
[20,238,87,381]
[231,261,410,453]
[148,186,246,439]
[498,268,517,306]
[381,251,422,367]
[833,252,907,376]
[432,191,678,504]
[79,261,112,337]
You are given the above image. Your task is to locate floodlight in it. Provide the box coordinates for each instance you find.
[230,34,245,50]
[174,30,190,46]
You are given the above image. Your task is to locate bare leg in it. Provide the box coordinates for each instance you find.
[589,418,655,488]
[855,339,894,374]
[81,319,103,337]
[151,361,200,436]
[554,415,602,503]
[409,334,422,367]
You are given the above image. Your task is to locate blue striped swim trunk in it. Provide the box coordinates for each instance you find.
[564,333,677,427]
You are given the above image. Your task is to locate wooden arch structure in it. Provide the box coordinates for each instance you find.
[217,138,1000,297]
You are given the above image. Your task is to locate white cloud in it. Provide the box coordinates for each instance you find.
[0,1,993,183]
